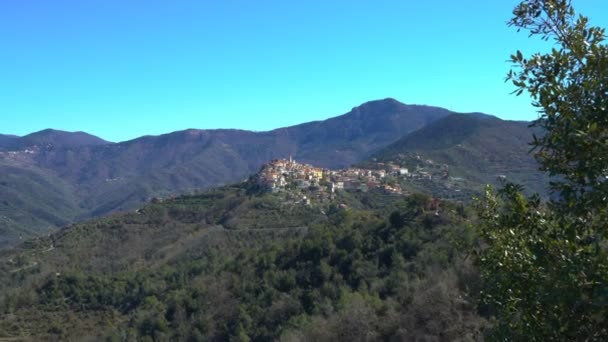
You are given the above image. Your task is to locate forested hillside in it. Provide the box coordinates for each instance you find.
[0,184,486,341]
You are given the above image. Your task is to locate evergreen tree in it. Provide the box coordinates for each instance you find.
[476,0,608,339]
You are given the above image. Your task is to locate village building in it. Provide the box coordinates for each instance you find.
[251,154,460,203]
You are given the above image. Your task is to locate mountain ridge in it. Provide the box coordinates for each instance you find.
[372,112,547,195]
[4,98,435,143]
[0,134,20,149]
[0,129,110,151]
[0,99,540,249]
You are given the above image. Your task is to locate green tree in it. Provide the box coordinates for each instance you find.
[476,0,608,340]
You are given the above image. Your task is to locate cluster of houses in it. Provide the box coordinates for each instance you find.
[0,149,38,167]
[251,157,410,200]
[0,148,37,158]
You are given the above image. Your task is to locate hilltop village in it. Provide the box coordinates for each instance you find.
[248,156,456,204]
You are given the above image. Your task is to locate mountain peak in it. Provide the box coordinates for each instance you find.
[363,97,403,105]
[18,129,110,148]
[351,98,406,114]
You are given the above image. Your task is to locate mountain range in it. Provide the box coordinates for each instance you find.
[0,98,545,248]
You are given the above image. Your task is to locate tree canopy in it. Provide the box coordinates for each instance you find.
[477,0,608,340]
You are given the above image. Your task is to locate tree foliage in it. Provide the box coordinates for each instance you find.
[0,190,486,341]
[477,0,608,340]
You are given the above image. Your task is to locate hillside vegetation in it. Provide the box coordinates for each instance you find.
[0,184,486,341]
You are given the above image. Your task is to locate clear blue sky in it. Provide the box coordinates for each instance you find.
[1,0,607,142]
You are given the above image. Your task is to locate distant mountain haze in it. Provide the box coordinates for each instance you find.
[0,99,542,249]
